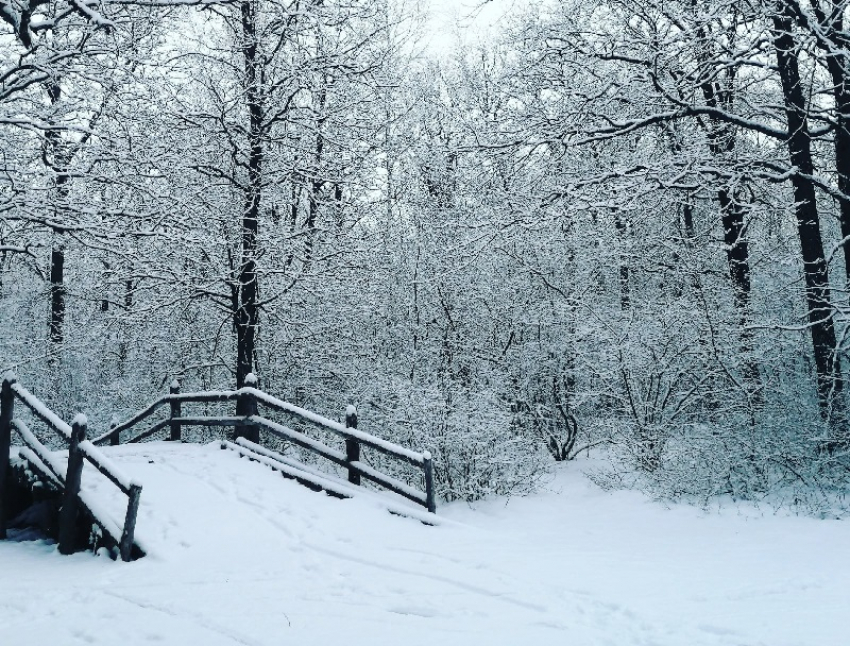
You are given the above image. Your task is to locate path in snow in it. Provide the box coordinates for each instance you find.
[1,442,846,645]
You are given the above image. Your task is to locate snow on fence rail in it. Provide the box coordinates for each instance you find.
[222,439,442,526]
[92,373,437,513]
[0,373,142,561]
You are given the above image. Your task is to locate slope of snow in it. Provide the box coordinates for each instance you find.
[1,443,847,645]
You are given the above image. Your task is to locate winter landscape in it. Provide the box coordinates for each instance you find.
[2,0,850,643]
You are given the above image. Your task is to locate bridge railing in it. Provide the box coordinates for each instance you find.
[0,374,142,560]
[92,374,436,513]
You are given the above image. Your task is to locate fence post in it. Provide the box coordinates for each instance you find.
[58,415,87,555]
[119,483,142,561]
[169,380,182,442]
[423,451,436,513]
[109,415,120,446]
[236,373,259,443]
[0,373,16,539]
[345,405,360,485]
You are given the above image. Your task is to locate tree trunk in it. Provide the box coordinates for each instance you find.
[614,212,630,310]
[692,18,761,400]
[716,188,760,396]
[834,82,850,285]
[48,241,65,346]
[773,9,843,422]
[118,278,133,376]
[46,80,69,354]
[306,82,326,265]
[235,0,262,388]
[788,0,850,285]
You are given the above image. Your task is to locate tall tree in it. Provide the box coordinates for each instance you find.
[772,2,843,421]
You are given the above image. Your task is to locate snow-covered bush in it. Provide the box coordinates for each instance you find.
[351,377,551,503]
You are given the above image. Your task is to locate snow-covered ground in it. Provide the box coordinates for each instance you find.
[1,442,847,645]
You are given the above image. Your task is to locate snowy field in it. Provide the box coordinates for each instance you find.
[0,442,847,646]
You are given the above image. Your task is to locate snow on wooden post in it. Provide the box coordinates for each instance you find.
[58,415,87,555]
[236,373,259,444]
[169,380,182,442]
[119,482,142,562]
[345,405,360,486]
[423,451,436,514]
[0,373,16,539]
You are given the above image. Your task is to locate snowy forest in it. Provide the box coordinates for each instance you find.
[2,0,850,514]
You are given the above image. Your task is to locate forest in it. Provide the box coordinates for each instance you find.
[2,0,850,514]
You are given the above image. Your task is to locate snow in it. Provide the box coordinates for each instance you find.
[15,447,62,488]
[91,387,423,467]
[1,445,848,646]
[425,0,514,55]
[223,440,437,524]
[76,487,127,548]
[79,439,140,493]
[14,407,138,494]
[247,390,426,465]
[72,413,89,428]
[67,0,115,29]
[347,459,427,505]
[92,393,178,444]
[11,381,73,440]
[11,421,138,546]
[233,436,337,481]
[11,419,67,482]
[252,415,347,463]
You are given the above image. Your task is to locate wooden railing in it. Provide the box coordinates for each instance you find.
[0,374,142,561]
[0,371,436,560]
[92,374,437,513]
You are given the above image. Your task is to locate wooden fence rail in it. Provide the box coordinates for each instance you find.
[1,371,436,559]
[0,373,142,560]
[91,373,437,513]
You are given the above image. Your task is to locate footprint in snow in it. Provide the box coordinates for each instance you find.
[387,606,439,618]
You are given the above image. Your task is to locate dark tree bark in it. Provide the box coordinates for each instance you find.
[828,68,850,286]
[694,16,754,317]
[118,278,133,376]
[306,81,327,265]
[773,7,844,421]
[48,243,66,345]
[785,0,850,285]
[692,11,761,399]
[614,212,630,310]
[235,0,263,388]
[45,79,71,355]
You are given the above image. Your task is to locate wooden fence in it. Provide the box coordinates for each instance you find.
[0,372,436,560]
[0,373,142,561]
[91,373,437,513]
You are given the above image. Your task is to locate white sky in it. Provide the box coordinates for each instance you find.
[423,0,524,55]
